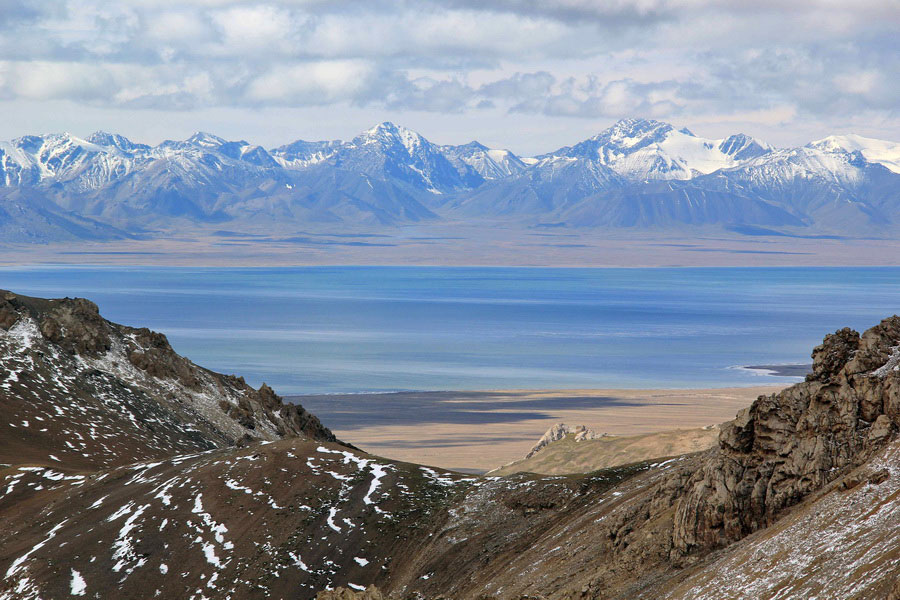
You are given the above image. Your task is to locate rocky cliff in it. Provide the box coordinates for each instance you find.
[673,317,900,558]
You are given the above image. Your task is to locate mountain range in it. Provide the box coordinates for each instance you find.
[1,119,899,242]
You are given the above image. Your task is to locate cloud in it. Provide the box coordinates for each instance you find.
[0,0,895,142]
[479,72,555,102]
[245,60,382,105]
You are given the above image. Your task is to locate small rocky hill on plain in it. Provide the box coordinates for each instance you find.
[2,290,900,599]
[489,423,720,476]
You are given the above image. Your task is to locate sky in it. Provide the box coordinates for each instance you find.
[0,0,897,155]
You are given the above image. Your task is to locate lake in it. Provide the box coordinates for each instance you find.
[1,266,898,394]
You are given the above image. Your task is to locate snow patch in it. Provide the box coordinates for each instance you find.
[70,570,86,596]
[871,345,900,378]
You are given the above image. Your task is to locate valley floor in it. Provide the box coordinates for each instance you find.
[5,224,900,267]
[291,386,784,472]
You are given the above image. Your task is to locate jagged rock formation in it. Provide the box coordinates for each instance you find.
[2,291,900,599]
[524,422,605,459]
[0,289,337,469]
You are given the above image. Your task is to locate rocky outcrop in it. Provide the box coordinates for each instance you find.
[525,423,606,459]
[673,315,900,557]
[317,586,384,600]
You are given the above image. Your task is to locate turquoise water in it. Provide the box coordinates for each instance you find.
[1,266,898,394]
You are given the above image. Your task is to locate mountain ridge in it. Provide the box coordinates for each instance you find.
[1,119,898,240]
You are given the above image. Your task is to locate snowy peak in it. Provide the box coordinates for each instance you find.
[337,122,478,193]
[721,133,900,191]
[87,131,147,153]
[352,121,432,157]
[235,144,279,168]
[718,133,772,161]
[550,119,774,181]
[440,141,527,180]
[156,132,280,168]
[555,118,677,160]
[186,131,229,148]
[808,134,900,174]
[6,132,125,181]
[271,139,342,168]
[599,117,683,148]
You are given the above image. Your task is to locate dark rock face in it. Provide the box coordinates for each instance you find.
[126,328,202,389]
[1,291,113,356]
[673,316,900,557]
[808,326,859,382]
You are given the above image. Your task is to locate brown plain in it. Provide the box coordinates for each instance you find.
[318,386,786,472]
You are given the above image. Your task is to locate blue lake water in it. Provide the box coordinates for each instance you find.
[1,266,899,394]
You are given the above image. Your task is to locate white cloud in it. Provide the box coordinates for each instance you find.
[833,71,881,96]
[210,5,300,54]
[145,10,212,43]
[3,61,117,100]
[245,60,377,104]
[0,0,895,146]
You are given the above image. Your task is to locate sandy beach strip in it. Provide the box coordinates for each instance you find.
[290,385,788,472]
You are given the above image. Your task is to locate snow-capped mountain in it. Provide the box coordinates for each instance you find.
[681,139,900,230]
[329,122,483,194]
[440,141,528,180]
[808,134,900,174]
[0,132,142,190]
[546,118,772,181]
[157,132,281,169]
[270,139,343,169]
[0,119,897,239]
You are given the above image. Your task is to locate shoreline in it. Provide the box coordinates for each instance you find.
[290,385,786,472]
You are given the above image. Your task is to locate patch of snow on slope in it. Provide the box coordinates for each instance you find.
[871,345,900,377]
[70,570,86,596]
[364,464,389,506]
[111,503,151,573]
[5,519,68,579]
[4,318,41,352]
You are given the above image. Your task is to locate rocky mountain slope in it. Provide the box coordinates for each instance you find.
[1,120,898,240]
[0,289,337,471]
[2,291,900,599]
